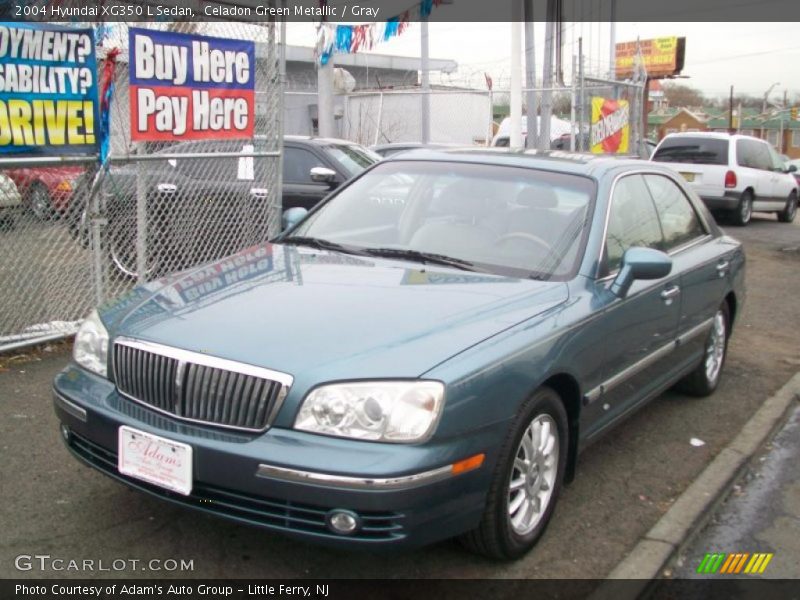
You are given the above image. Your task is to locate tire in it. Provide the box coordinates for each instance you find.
[27,182,55,221]
[107,212,159,279]
[675,302,730,397]
[731,190,752,227]
[778,192,797,223]
[460,387,568,560]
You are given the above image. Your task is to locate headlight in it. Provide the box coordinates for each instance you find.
[73,310,109,377]
[294,381,445,443]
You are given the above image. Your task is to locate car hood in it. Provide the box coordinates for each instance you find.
[102,243,568,381]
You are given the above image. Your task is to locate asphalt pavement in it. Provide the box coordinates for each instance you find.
[667,404,800,580]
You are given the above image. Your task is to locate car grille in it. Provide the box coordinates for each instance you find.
[113,339,289,432]
[67,431,405,542]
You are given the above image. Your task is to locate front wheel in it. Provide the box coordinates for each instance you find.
[675,302,730,397]
[731,191,752,226]
[778,192,797,223]
[460,387,568,560]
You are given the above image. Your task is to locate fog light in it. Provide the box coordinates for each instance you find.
[326,509,360,535]
[60,424,70,441]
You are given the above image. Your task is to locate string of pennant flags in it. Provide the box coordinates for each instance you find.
[315,0,444,65]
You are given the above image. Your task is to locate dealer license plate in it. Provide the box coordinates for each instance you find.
[679,172,696,182]
[118,426,193,496]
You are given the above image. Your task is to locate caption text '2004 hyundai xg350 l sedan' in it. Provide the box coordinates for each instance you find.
[53,150,744,559]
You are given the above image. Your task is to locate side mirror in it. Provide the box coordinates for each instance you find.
[788,164,797,173]
[310,166,337,185]
[282,207,308,231]
[610,247,672,298]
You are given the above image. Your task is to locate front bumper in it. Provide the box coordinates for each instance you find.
[699,191,742,211]
[53,365,500,550]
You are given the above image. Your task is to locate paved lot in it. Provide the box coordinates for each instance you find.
[1,214,798,580]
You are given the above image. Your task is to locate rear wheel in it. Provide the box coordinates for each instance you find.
[460,387,568,559]
[731,190,752,226]
[675,302,730,397]
[778,192,797,223]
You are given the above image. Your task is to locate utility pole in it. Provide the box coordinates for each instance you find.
[524,0,537,149]
[538,0,556,151]
[420,16,431,144]
[609,0,617,91]
[510,16,523,149]
[317,1,335,137]
[729,85,734,132]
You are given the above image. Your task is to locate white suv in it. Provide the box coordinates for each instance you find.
[651,132,798,225]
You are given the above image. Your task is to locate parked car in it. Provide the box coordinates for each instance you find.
[66,136,379,276]
[282,136,381,211]
[371,142,464,158]
[0,172,23,229]
[55,149,744,559]
[651,132,798,225]
[491,115,574,147]
[5,166,85,220]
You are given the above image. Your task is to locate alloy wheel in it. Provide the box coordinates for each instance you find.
[507,414,559,535]
[704,310,727,384]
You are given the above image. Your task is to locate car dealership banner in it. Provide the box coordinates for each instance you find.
[129,28,255,142]
[590,97,630,154]
[0,23,99,156]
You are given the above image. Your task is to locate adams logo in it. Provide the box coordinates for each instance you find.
[590,97,630,154]
[696,552,774,575]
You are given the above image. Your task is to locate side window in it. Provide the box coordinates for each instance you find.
[605,175,664,273]
[282,147,326,183]
[767,145,785,171]
[751,141,772,171]
[644,175,706,251]
[735,140,752,168]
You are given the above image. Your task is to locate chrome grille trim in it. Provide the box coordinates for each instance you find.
[112,337,293,433]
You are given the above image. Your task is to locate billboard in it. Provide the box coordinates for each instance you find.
[615,37,685,79]
[0,23,99,156]
[590,97,630,154]
[129,28,255,142]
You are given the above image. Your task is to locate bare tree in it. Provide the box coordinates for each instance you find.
[661,83,705,108]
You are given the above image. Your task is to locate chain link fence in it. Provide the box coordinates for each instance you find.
[0,21,283,351]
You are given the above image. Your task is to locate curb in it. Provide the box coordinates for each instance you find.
[590,371,800,599]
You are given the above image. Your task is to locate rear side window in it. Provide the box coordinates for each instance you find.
[605,175,664,273]
[736,139,771,170]
[644,175,706,251]
[652,137,729,165]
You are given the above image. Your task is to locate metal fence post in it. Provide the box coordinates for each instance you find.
[90,168,107,306]
[135,146,147,284]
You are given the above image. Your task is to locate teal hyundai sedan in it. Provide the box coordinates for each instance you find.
[53,150,745,559]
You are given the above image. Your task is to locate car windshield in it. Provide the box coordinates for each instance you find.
[652,137,729,165]
[287,161,596,280]
[323,144,381,176]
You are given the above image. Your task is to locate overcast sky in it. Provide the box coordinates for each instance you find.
[285,22,800,102]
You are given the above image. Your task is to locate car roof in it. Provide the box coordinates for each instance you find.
[284,135,364,146]
[660,131,761,142]
[382,147,655,178]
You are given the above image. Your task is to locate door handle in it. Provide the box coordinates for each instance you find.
[250,188,269,198]
[157,183,177,194]
[660,285,681,303]
[716,260,730,277]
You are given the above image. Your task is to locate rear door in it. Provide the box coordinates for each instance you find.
[736,138,774,204]
[642,173,730,369]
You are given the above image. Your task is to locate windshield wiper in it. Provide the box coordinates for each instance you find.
[362,247,477,271]
[279,236,367,255]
